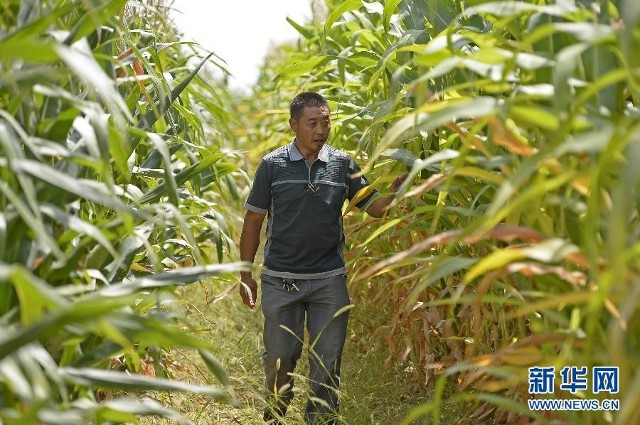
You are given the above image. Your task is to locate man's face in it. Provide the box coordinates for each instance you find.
[289,105,331,153]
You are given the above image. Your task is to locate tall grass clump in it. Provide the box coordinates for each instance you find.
[245,0,640,423]
[0,0,246,422]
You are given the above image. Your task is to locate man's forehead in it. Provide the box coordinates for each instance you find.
[302,105,330,119]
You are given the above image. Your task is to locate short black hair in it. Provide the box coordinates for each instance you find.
[290,92,329,120]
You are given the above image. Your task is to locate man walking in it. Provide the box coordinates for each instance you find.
[239,92,406,424]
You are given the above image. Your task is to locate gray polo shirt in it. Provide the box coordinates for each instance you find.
[245,141,378,279]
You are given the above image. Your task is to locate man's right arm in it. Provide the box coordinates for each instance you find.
[239,210,266,308]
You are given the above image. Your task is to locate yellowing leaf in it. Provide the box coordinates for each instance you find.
[488,117,535,156]
[510,105,560,131]
[500,346,542,366]
[464,249,526,282]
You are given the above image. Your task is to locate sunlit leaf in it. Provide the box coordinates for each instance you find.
[57,40,132,122]
[383,0,402,32]
[12,160,141,218]
[274,56,333,82]
[359,218,401,246]
[367,97,497,170]
[553,43,590,113]
[398,149,460,194]
[94,263,248,298]
[0,212,5,260]
[286,17,315,39]
[98,397,188,423]
[510,105,559,130]
[324,0,362,41]
[0,39,59,62]
[63,0,128,45]
[138,154,224,204]
[60,367,227,399]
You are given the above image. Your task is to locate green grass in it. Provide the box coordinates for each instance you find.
[138,279,441,424]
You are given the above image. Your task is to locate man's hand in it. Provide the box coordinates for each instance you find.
[240,272,258,309]
[390,173,409,193]
[239,211,265,309]
[366,173,409,218]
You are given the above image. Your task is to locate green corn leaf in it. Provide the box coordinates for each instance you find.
[274,56,333,82]
[63,0,128,45]
[463,2,575,18]
[0,38,59,62]
[324,0,362,41]
[382,148,418,166]
[621,0,640,69]
[141,143,183,169]
[5,266,69,326]
[397,149,460,194]
[367,97,497,171]
[473,393,540,419]
[0,182,63,260]
[134,51,217,136]
[510,105,559,130]
[106,313,209,349]
[56,41,132,122]
[93,262,248,298]
[138,154,224,204]
[109,125,131,182]
[408,256,479,304]
[0,356,32,399]
[287,17,315,39]
[35,409,85,425]
[0,5,72,43]
[464,249,529,282]
[0,296,134,359]
[105,223,152,282]
[97,397,188,423]
[553,42,589,113]
[198,349,230,386]
[148,133,179,206]
[554,125,615,156]
[0,212,5,260]
[359,218,402,247]
[553,22,614,43]
[59,367,228,399]
[164,203,208,265]
[383,0,402,32]
[12,159,142,219]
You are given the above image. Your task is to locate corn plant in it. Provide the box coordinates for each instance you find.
[0,0,245,423]
[245,0,640,423]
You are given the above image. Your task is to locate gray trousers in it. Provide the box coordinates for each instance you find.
[261,273,350,424]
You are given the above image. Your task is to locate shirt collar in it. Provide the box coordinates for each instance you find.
[288,140,330,163]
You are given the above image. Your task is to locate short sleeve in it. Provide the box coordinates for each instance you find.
[245,159,271,214]
[347,157,379,210]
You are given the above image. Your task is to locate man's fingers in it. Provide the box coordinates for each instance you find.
[242,291,255,307]
[239,280,257,308]
[391,173,409,192]
[241,291,253,306]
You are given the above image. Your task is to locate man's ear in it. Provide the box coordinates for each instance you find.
[289,117,298,133]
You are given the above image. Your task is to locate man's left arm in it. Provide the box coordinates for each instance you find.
[364,174,408,218]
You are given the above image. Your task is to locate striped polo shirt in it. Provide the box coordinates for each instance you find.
[245,141,378,279]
